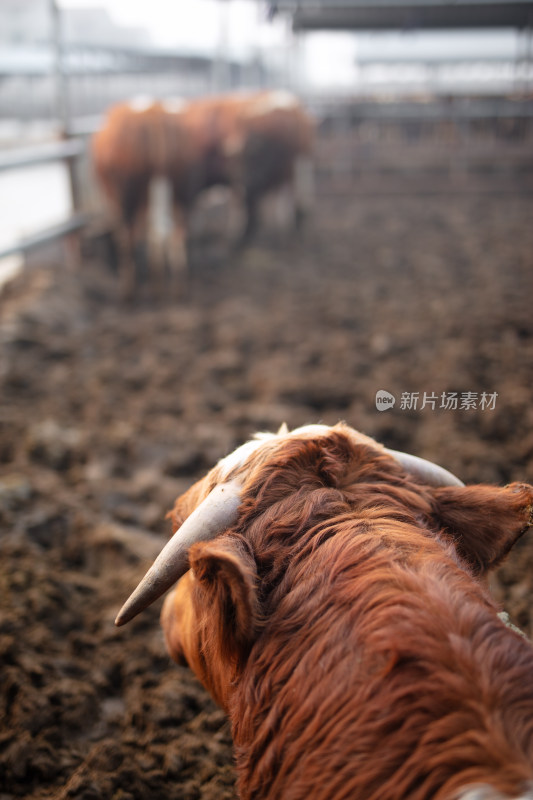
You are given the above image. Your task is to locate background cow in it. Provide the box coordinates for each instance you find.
[92,91,314,298]
[116,423,533,800]
[181,90,315,242]
[91,97,196,298]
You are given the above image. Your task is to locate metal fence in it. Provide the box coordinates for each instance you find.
[310,94,533,190]
[1,92,532,267]
[0,137,87,263]
[0,43,275,125]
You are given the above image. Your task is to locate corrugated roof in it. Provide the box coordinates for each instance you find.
[268,1,533,31]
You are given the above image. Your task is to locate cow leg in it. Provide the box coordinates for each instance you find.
[146,232,166,298]
[270,184,301,246]
[147,176,174,298]
[102,189,137,294]
[239,191,259,248]
[116,223,137,302]
[294,198,306,233]
[167,205,189,298]
[293,155,315,233]
[117,178,150,301]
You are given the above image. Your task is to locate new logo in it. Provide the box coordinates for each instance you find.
[376,390,396,412]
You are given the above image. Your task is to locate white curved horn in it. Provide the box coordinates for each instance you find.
[386,449,464,487]
[115,479,242,626]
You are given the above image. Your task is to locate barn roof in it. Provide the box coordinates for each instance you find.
[268,1,533,32]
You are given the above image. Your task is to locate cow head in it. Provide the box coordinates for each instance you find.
[116,423,533,709]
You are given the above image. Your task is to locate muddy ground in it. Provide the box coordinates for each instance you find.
[1,139,533,799]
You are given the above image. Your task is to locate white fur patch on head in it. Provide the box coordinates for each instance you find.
[246,90,299,117]
[289,424,331,438]
[217,435,277,478]
[217,424,333,479]
[128,96,156,113]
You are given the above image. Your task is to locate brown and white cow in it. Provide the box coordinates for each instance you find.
[181,90,315,242]
[91,96,197,298]
[116,423,533,799]
[92,91,314,298]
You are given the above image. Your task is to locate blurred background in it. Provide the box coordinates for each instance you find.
[1,2,533,799]
[1,0,532,278]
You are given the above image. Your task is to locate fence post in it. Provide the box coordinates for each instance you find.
[49,0,70,136]
[49,0,82,268]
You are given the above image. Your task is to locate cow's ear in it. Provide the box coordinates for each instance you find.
[431,482,533,575]
[189,536,259,663]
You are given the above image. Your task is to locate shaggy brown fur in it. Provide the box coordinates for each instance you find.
[162,424,533,800]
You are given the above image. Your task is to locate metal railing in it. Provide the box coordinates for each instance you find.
[0,137,88,262]
[1,91,532,267]
[0,138,84,172]
[0,214,86,261]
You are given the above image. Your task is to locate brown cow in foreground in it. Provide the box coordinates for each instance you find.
[92,91,314,298]
[116,423,533,800]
